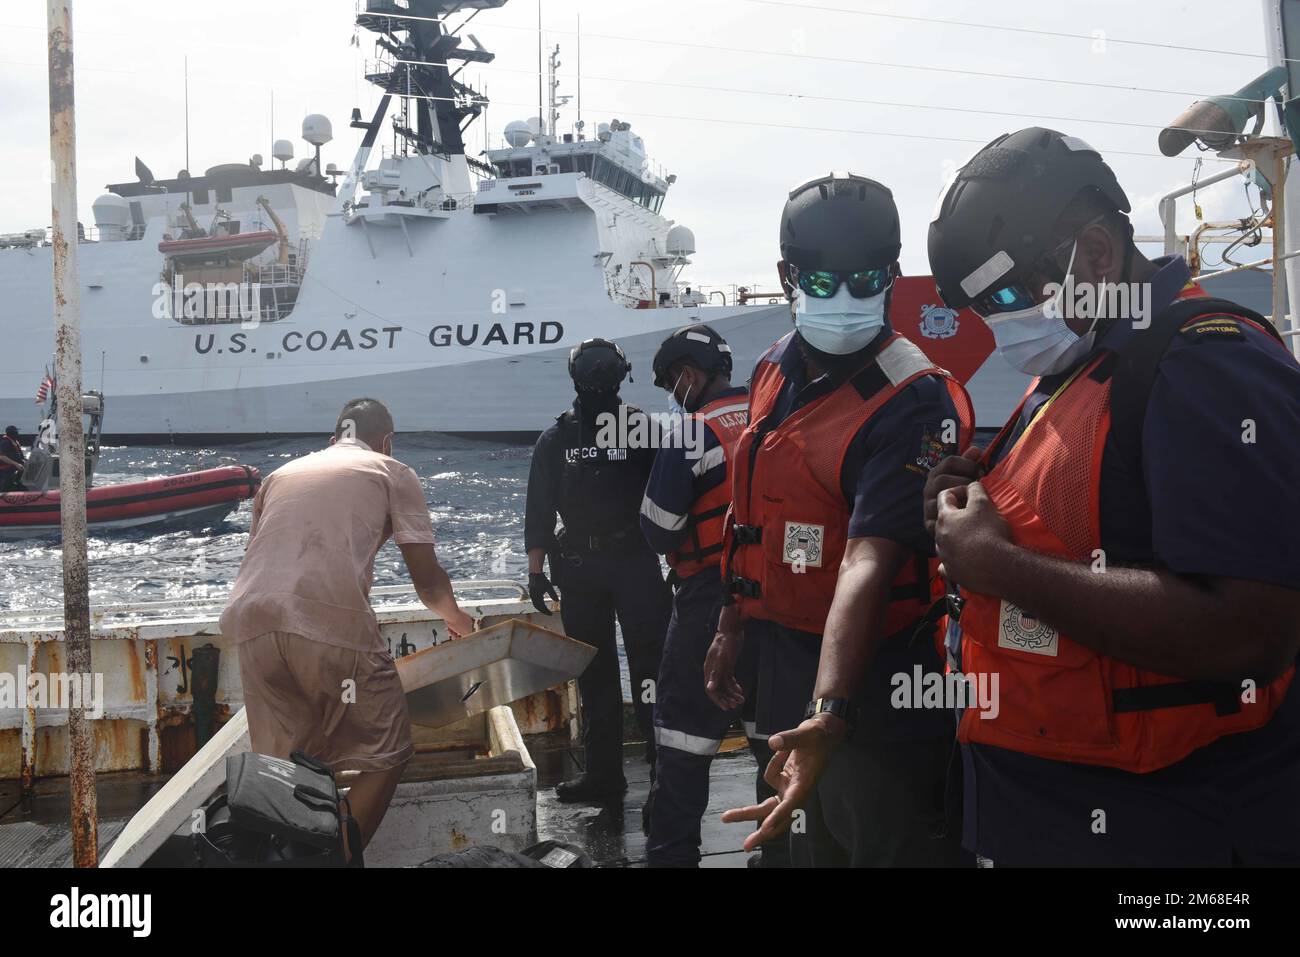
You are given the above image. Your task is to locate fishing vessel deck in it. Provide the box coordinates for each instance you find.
[0,581,760,867]
[0,739,760,868]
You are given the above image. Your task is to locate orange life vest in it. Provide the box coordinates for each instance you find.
[667,392,750,579]
[954,299,1296,773]
[725,331,974,636]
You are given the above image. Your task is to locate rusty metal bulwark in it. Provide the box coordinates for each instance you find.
[0,596,575,783]
[47,0,98,868]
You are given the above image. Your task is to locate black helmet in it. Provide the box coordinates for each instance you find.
[928,127,1131,310]
[4,426,17,438]
[780,172,901,272]
[651,324,733,388]
[568,337,630,392]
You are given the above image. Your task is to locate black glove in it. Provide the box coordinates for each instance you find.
[529,572,559,615]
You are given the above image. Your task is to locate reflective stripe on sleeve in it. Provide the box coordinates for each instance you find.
[690,444,727,477]
[640,495,688,531]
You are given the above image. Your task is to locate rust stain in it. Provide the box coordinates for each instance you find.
[158,703,232,772]
[21,643,37,795]
[102,720,131,762]
[513,688,566,734]
[125,641,145,702]
[449,827,470,850]
[19,729,35,796]
[159,722,196,773]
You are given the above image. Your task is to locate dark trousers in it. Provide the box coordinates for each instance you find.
[646,570,785,867]
[0,469,20,492]
[805,734,970,867]
[555,545,670,781]
[751,617,970,868]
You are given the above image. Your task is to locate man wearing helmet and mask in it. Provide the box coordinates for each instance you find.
[524,338,671,803]
[711,173,974,866]
[638,324,785,867]
[925,127,1300,865]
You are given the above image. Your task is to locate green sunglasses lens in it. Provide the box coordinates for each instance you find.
[799,270,840,298]
[846,268,890,298]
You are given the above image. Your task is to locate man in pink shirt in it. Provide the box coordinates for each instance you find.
[220,397,473,852]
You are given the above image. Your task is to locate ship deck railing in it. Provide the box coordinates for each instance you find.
[0,578,528,632]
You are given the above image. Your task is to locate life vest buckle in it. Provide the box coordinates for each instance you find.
[946,593,965,620]
[727,576,762,599]
[732,524,763,546]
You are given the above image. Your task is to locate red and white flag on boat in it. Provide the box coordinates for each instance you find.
[35,373,54,404]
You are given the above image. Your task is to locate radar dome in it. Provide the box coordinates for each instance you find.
[273,139,295,164]
[302,114,333,146]
[666,225,696,257]
[504,120,533,148]
[92,193,131,241]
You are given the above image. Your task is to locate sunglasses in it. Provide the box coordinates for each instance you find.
[972,282,1043,318]
[788,264,893,300]
[971,217,1105,318]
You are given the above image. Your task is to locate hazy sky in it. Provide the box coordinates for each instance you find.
[0,0,1277,288]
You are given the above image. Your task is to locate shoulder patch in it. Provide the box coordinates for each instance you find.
[1178,314,1245,342]
[905,425,953,476]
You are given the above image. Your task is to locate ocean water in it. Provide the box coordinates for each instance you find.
[0,434,536,613]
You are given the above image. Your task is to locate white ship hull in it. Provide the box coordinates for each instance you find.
[0,194,791,438]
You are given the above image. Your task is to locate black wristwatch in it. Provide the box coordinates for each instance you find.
[805,696,857,733]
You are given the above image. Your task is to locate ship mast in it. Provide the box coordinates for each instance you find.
[355,1,495,157]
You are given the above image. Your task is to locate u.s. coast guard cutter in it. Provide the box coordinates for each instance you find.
[0,0,1020,441]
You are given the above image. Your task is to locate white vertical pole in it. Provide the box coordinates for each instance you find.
[1262,0,1300,357]
[47,0,97,867]
[537,0,543,135]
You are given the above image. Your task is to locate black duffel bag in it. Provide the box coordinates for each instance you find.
[192,750,362,868]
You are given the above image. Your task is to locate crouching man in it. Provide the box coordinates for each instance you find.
[220,398,474,854]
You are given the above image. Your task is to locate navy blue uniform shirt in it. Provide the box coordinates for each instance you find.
[959,256,1300,865]
[639,385,748,557]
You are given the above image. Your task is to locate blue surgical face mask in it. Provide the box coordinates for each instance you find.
[983,241,1096,376]
[794,285,888,355]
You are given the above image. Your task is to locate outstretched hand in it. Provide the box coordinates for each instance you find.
[721,716,843,852]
